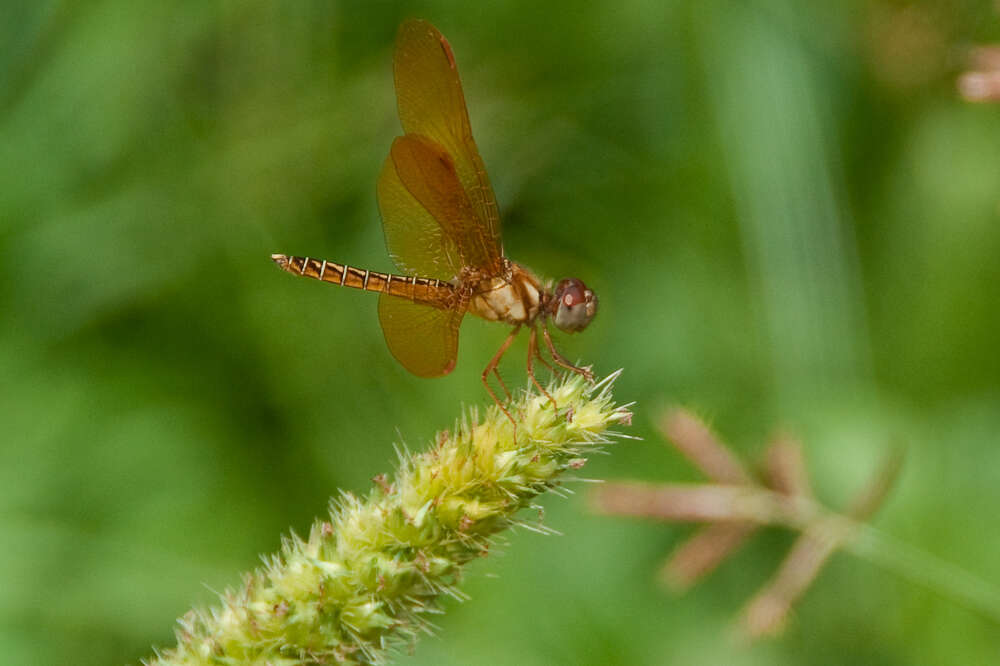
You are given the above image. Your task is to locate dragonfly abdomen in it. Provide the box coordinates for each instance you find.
[271,254,456,307]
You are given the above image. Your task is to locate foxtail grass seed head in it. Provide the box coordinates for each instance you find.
[146,372,630,665]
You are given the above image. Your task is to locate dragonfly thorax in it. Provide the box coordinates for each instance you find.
[467,262,544,325]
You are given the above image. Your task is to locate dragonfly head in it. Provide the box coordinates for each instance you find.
[551,278,598,333]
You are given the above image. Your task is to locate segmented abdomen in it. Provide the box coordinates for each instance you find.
[272,254,459,309]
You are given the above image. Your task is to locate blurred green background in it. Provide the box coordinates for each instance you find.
[3,1,999,664]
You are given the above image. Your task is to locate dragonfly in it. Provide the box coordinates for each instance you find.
[271,19,597,421]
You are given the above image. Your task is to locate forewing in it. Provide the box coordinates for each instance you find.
[393,19,503,273]
[378,294,464,377]
[377,150,463,280]
[388,134,499,273]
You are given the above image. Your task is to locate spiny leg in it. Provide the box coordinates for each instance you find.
[493,363,512,404]
[536,323,575,379]
[482,325,521,428]
[542,323,595,382]
[532,333,556,374]
[531,327,562,384]
[527,327,558,410]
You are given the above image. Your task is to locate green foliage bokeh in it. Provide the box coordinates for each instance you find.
[1,1,998,664]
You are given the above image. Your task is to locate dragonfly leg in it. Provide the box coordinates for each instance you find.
[527,327,558,410]
[532,332,556,374]
[482,326,521,428]
[493,366,512,404]
[542,324,595,383]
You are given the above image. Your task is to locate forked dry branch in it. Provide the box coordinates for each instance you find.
[592,408,904,639]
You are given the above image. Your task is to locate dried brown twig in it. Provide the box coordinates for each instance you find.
[592,408,904,640]
[958,46,1000,102]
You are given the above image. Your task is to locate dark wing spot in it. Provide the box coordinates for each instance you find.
[438,152,455,172]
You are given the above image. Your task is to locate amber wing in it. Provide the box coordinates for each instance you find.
[390,18,503,274]
[377,146,465,280]
[388,134,496,273]
[375,19,509,377]
[378,295,462,377]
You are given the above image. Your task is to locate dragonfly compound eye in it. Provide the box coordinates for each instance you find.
[553,279,598,333]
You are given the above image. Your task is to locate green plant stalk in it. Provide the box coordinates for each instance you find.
[145,372,631,665]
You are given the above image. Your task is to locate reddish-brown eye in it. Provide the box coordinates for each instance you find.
[557,279,587,306]
[552,278,598,333]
